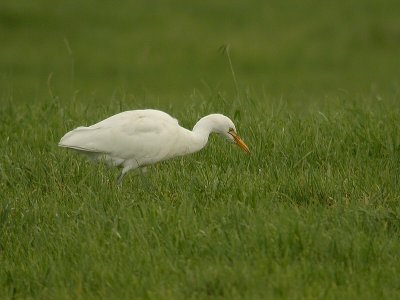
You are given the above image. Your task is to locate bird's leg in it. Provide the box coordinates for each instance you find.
[116,166,131,186]
[116,171,125,186]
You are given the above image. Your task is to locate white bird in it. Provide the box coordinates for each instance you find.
[59,109,250,184]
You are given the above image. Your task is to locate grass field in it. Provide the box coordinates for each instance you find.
[1,0,400,299]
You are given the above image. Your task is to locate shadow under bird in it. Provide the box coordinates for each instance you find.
[59,109,250,184]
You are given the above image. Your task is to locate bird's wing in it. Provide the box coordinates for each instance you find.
[59,110,182,164]
[59,126,112,153]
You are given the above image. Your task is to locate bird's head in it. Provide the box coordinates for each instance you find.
[199,114,250,154]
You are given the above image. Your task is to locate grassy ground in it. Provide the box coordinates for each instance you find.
[1,97,400,299]
[1,0,400,299]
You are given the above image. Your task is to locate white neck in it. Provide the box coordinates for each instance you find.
[180,115,219,155]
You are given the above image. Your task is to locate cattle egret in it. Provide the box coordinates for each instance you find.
[59,109,250,184]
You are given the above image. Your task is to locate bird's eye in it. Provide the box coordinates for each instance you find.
[228,128,235,133]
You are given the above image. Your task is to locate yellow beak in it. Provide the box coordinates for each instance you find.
[229,131,250,154]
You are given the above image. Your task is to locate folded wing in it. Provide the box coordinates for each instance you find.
[59,110,181,165]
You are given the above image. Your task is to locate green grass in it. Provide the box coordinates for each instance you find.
[1,97,400,299]
[1,0,400,299]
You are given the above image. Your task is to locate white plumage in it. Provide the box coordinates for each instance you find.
[59,109,249,184]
